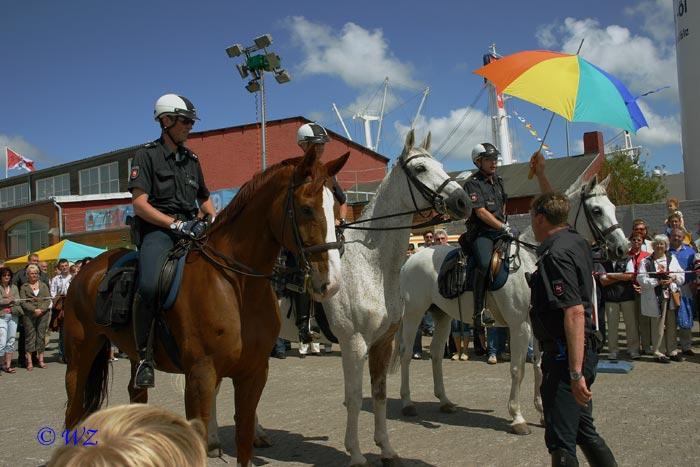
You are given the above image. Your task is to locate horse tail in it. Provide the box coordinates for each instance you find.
[388,301,404,374]
[83,340,111,416]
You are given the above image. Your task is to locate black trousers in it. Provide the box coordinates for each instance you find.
[540,346,606,457]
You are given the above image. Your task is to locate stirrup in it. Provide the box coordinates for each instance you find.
[474,309,495,328]
[134,359,155,389]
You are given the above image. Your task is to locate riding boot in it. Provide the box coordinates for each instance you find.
[133,295,155,389]
[551,448,579,466]
[294,292,319,344]
[473,269,494,327]
[580,439,617,467]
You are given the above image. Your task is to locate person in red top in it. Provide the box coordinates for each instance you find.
[626,232,652,354]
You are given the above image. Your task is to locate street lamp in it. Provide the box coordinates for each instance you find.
[226,34,291,170]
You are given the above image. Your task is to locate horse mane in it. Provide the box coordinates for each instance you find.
[210,157,303,233]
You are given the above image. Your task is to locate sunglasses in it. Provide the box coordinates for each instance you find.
[177,116,195,126]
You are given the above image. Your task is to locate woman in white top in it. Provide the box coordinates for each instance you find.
[637,234,685,363]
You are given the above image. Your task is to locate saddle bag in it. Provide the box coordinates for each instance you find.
[438,249,469,299]
[95,266,137,326]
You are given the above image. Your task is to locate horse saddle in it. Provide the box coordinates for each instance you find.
[437,239,511,299]
[95,244,188,327]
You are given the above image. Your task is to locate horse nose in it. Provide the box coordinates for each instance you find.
[449,191,470,218]
[615,245,626,259]
[320,282,329,294]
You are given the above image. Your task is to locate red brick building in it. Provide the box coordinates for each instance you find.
[0,117,389,259]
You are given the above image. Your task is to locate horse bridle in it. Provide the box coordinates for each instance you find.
[196,175,342,291]
[400,152,454,218]
[573,186,622,258]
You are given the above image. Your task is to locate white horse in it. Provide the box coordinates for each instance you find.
[396,174,628,435]
[267,130,470,465]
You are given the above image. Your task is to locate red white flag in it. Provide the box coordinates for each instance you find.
[6,147,35,172]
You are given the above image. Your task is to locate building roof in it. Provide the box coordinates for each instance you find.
[347,153,599,201]
[189,115,390,163]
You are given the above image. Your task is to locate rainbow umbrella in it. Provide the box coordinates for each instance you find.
[474,50,647,133]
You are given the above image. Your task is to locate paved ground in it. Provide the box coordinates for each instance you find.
[3,328,699,467]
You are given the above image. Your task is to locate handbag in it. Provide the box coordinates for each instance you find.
[671,290,681,308]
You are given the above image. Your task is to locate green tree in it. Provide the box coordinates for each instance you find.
[600,150,668,205]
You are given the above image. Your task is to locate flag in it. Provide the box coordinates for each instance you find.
[6,147,35,172]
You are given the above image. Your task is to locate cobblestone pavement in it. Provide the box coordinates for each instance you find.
[3,329,699,466]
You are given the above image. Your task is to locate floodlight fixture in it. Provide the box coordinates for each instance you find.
[264,53,281,71]
[226,43,243,57]
[245,80,261,93]
[253,34,272,49]
[274,69,291,84]
[236,64,249,79]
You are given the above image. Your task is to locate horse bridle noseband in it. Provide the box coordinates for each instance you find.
[574,186,623,258]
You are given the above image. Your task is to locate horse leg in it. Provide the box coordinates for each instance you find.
[368,323,400,465]
[532,338,544,425]
[128,360,148,403]
[184,361,219,457]
[206,380,222,456]
[507,320,531,435]
[399,308,423,417]
[65,335,109,429]
[430,310,456,413]
[253,413,272,448]
[232,367,268,467]
[341,334,369,466]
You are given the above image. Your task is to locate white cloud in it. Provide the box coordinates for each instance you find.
[0,134,49,167]
[634,101,681,146]
[625,0,675,44]
[535,17,677,98]
[286,16,420,90]
[394,107,490,164]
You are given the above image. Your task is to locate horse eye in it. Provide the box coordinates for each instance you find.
[300,205,314,217]
[414,164,426,173]
[592,207,602,216]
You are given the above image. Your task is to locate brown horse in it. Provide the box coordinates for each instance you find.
[63,147,349,466]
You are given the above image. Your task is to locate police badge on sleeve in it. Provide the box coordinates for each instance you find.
[130,166,139,180]
[552,279,564,296]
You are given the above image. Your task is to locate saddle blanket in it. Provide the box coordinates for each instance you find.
[437,248,509,299]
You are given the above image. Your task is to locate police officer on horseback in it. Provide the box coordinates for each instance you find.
[529,191,616,466]
[128,93,216,389]
[463,143,517,326]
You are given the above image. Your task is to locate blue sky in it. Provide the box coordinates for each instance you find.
[1,0,682,180]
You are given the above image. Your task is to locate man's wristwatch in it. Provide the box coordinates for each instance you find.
[169,220,181,231]
[569,371,583,381]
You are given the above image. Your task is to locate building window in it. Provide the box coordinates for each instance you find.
[36,173,71,200]
[79,162,119,195]
[7,219,49,258]
[0,183,30,208]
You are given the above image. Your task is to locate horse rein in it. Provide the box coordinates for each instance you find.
[339,152,455,232]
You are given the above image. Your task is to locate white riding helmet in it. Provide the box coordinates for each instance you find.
[154,94,199,121]
[471,142,500,165]
[297,122,330,145]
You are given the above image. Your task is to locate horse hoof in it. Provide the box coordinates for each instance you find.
[439,403,457,413]
[207,446,222,458]
[381,456,403,467]
[401,405,417,417]
[254,435,273,448]
[511,422,531,436]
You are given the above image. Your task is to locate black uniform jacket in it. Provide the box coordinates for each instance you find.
[530,227,594,343]
[464,170,507,232]
[128,138,210,228]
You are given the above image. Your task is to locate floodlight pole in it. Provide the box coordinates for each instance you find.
[260,72,267,170]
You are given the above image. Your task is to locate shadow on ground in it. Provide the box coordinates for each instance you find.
[216,425,437,466]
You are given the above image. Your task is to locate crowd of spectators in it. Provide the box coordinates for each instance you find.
[0,253,94,374]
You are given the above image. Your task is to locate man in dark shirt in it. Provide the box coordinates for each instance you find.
[529,192,616,466]
[463,143,516,326]
[127,93,216,388]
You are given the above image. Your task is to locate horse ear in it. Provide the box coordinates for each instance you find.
[401,129,415,157]
[324,152,350,177]
[420,132,432,152]
[295,144,321,180]
[599,174,611,190]
[586,176,598,193]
